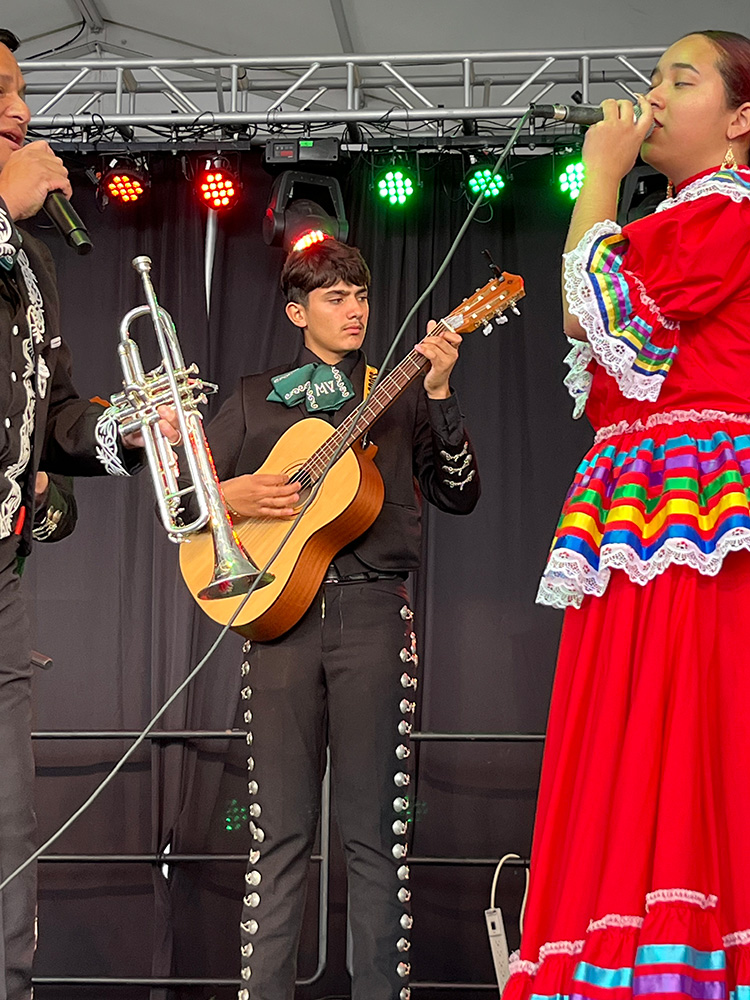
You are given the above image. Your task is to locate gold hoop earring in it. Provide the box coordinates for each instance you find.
[722,141,738,171]
[666,180,674,199]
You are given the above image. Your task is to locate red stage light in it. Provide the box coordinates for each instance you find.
[100,159,149,205]
[291,230,332,253]
[196,160,240,211]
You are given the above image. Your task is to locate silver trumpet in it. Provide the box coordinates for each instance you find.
[110,255,274,600]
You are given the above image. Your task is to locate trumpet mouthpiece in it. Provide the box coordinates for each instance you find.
[132,255,152,273]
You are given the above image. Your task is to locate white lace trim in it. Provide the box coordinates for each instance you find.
[630,272,680,332]
[588,914,645,933]
[656,167,750,214]
[724,928,750,949]
[509,895,728,982]
[538,939,585,963]
[563,220,678,403]
[509,952,538,978]
[595,408,750,444]
[646,889,718,911]
[95,406,131,477]
[508,938,585,980]
[537,527,750,609]
[563,339,594,420]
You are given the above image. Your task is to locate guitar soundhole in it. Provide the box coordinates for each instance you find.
[287,466,313,512]
[294,485,313,510]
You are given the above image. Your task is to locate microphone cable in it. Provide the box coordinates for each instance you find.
[0,108,531,894]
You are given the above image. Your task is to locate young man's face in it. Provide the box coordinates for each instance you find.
[285,281,369,364]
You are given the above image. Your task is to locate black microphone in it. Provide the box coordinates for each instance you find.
[530,102,648,128]
[42,191,93,256]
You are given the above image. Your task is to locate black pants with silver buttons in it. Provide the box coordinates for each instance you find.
[239,578,415,1000]
[0,538,35,1000]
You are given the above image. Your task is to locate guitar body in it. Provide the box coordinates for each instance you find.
[179,417,385,641]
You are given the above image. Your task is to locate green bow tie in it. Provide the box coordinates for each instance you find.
[267,362,356,413]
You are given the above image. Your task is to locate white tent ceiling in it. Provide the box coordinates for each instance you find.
[3,0,748,62]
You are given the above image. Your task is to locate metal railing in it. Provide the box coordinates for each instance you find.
[31,727,539,991]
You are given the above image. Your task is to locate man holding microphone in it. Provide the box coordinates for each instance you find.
[0,27,178,999]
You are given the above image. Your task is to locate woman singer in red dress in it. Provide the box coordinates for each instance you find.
[504,30,750,1000]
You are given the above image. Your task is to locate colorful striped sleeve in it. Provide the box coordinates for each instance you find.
[563,219,680,405]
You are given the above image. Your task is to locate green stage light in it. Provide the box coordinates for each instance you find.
[559,161,585,199]
[466,165,505,199]
[376,166,416,206]
[224,798,248,833]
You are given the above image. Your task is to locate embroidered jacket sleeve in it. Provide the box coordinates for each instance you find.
[23,238,142,477]
[32,473,77,541]
[40,338,143,476]
[562,171,750,413]
[412,390,480,513]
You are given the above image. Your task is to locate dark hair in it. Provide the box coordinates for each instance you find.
[698,30,750,108]
[0,29,20,53]
[280,238,370,305]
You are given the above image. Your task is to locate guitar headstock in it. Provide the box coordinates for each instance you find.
[442,272,525,335]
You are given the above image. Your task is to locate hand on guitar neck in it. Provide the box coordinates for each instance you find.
[222,473,302,519]
[416,321,462,400]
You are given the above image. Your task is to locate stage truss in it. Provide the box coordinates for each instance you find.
[20,45,664,151]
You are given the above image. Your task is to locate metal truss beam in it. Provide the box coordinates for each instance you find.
[70,0,105,33]
[20,45,664,146]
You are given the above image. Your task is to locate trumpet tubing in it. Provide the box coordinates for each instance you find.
[110,255,273,600]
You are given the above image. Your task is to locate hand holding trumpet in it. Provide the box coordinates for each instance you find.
[121,404,182,450]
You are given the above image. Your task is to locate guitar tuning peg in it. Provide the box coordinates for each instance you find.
[511,304,521,316]
[496,314,509,325]
[483,323,493,336]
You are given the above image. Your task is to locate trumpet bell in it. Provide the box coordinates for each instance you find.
[198,548,275,601]
[196,517,275,601]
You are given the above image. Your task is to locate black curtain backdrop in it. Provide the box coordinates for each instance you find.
[19,149,593,1000]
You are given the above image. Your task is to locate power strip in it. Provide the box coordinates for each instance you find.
[485,906,511,992]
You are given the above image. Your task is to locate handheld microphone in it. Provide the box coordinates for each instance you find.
[42,191,93,256]
[530,102,648,127]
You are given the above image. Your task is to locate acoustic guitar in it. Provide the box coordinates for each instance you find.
[179,272,525,641]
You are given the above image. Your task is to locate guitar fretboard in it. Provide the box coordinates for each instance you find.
[296,319,452,489]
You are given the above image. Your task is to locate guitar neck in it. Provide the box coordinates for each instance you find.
[301,321,451,484]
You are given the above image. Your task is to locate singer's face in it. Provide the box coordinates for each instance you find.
[641,34,744,184]
[0,45,29,172]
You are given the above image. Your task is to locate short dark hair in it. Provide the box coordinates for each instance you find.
[0,29,20,53]
[280,238,370,305]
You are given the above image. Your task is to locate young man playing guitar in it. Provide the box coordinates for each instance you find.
[202,238,480,1000]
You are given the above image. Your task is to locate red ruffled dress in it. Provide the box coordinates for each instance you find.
[505,166,750,1000]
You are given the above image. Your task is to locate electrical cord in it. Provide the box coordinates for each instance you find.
[26,19,87,61]
[0,107,531,895]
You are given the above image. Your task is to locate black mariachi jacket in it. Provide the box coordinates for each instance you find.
[202,345,480,572]
[0,199,140,556]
